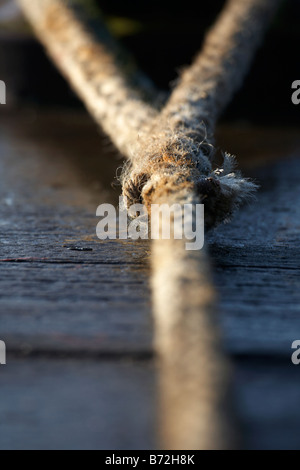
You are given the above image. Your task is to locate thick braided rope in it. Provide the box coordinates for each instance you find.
[150,186,235,449]
[18,0,281,449]
[123,0,281,228]
[18,0,160,157]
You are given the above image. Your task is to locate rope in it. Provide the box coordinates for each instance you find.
[123,0,281,228]
[18,0,281,449]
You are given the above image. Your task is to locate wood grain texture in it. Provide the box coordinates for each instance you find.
[209,155,300,356]
[0,110,152,358]
[0,358,156,450]
[0,109,300,449]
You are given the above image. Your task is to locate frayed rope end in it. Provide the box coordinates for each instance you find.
[121,150,258,231]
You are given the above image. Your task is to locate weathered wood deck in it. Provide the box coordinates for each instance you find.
[0,109,299,449]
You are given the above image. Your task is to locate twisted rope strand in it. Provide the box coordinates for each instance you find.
[18,0,281,449]
[123,0,281,228]
[18,0,160,157]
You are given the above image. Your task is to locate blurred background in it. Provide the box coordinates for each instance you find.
[0,0,299,123]
[0,0,300,451]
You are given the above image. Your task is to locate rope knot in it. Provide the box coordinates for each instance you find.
[122,152,258,229]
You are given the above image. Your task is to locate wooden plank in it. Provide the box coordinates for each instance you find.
[208,155,300,355]
[1,109,300,449]
[0,358,156,450]
[0,110,152,356]
[234,357,300,450]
